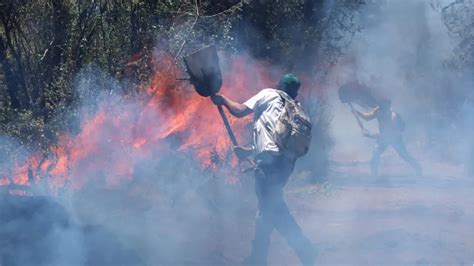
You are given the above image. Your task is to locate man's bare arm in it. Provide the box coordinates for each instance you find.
[356,106,379,121]
[211,94,253,118]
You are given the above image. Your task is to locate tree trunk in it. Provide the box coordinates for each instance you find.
[2,21,30,109]
[130,2,141,54]
[40,0,71,119]
[50,0,69,69]
[0,36,21,109]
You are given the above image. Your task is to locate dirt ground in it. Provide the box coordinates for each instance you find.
[258,157,474,265]
[120,153,474,266]
[3,152,474,266]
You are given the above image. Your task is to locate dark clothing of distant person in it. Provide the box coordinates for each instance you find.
[357,104,421,176]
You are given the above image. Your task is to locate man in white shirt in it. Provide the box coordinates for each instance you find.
[211,74,315,266]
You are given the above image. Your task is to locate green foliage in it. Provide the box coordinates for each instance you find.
[0,0,365,178]
[0,107,46,147]
[441,0,474,69]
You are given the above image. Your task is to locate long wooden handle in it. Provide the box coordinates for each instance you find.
[217,105,238,146]
[349,102,365,131]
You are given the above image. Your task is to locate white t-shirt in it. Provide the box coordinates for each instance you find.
[243,88,286,155]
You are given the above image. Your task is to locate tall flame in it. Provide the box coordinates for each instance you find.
[0,51,287,195]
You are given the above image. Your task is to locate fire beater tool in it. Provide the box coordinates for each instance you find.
[338,82,378,135]
[183,45,238,146]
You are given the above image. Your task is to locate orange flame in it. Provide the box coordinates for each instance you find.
[1,50,317,196]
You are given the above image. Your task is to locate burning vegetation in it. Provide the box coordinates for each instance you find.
[0,50,285,195]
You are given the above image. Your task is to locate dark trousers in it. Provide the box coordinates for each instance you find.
[371,138,421,176]
[246,156,314,266]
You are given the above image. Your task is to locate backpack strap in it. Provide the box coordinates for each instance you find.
[276,90,303,111]
[275,90,290,101]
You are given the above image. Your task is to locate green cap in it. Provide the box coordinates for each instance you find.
[278,74,301,91]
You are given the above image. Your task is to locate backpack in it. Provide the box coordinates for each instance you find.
[274,91,312,158]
